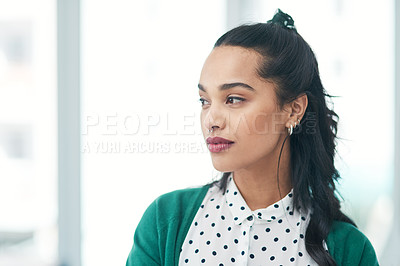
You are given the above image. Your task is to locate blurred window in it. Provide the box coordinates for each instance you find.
[81,1,226,265]
[0,1,57,265]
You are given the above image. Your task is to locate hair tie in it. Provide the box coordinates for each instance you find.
[268,9,296,31]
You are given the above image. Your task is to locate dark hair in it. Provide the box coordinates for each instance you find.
[209,9,355,266]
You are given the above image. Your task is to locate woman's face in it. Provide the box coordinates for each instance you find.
[199,46,290,172]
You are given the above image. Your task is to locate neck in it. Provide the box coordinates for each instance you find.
[232,137,292,211]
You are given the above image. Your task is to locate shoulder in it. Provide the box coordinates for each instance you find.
[142,184,210,226]
[127,185,210,265]
[327,221,379,266]
[328,220,367,241]
[155,184,210,206]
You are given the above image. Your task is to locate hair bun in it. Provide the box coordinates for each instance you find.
[268,9,296,31]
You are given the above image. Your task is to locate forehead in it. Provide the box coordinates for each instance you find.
[199,46,262,88]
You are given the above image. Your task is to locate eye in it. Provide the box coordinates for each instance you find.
[226,96,245,104]
[198,97,210,106]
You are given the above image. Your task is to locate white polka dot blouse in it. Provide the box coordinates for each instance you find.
[179,173,319,265]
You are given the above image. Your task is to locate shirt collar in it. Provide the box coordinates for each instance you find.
[225,172,294,225]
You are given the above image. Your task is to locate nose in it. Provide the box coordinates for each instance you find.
[210,125,219,132]
[202,103,226,133]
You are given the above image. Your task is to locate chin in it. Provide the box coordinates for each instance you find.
[211,157,235,173]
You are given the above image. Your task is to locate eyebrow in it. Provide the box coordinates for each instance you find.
[198,82,255,92]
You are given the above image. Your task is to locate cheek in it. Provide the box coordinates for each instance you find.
[200,110,212,138]
[252,113,272,134]
[200,111,206,131]
[252,112,287,135]
[232,108,284,137]
[230,111,284,152]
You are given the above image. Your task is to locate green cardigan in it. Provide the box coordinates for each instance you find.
[126,185,379,266]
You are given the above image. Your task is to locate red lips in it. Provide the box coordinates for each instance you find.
[206,137,235,153]
[206,137,234,144]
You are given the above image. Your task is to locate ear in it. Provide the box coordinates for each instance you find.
[285,93,308,129]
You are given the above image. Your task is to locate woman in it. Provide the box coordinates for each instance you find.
[126,9,379,265]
